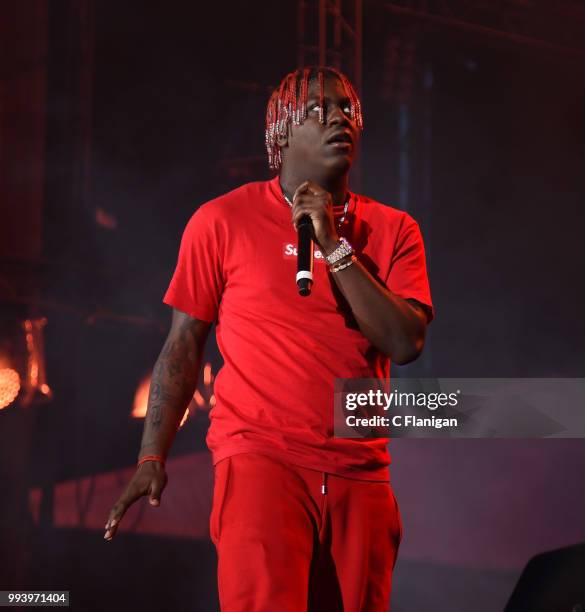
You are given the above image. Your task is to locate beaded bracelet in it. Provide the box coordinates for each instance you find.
[330,255,357,273]
[137,454,165,468]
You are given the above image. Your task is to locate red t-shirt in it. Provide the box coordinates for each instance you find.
[163,176,434,480]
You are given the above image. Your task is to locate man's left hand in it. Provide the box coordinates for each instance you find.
[290,180,340,255]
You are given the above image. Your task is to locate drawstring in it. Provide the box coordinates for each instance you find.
[318,472,329,541]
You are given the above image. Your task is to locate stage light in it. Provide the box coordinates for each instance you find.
[132,374,150,419]
[179,409,189,428]
[0,368,21,410]
[203,362,213,386]
[131,361,216,423]
[131,374,190,428]
[0,317,51,409]
[21,318,52,406]
[199,362,215,412]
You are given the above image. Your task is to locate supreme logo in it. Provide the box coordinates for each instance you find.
[283,243,326,261]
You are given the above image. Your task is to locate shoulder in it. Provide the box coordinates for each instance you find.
[196,180,270,219]
[354,192,420,233]
[182,180,270,236]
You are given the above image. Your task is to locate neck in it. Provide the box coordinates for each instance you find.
[278,167,349,206]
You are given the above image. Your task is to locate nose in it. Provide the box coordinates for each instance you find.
[327,103,350,126]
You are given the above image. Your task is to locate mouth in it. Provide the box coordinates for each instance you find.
[325,131,353,148]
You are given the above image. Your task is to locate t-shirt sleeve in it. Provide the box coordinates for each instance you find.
[163,205,224,322]
[386,214,435,323]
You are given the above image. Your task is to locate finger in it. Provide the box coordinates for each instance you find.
[292,194,328,214]
[104,505,125,541]
[291,207,314,230]
[292,200,327,221]
[301,180,326,197]
[292,181,310,203]
[291,202,309,218]
[148,477,166,506]
[290,195,308,214]
[103,488,139,539]
[104,506,126,538]
[105,502,124,529]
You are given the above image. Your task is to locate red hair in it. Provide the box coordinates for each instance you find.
[265,66,364,171]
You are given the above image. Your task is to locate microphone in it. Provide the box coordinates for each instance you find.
[296,215,314,297]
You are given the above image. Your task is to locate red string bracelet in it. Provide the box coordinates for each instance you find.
[137,454,165,468]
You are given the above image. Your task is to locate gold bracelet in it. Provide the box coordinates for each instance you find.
[330,255,357,273]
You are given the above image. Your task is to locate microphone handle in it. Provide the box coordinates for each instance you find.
[296,215,314,297]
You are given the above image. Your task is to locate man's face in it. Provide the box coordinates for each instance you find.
[280,75,361,175]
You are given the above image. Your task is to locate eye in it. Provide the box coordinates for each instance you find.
[309,103,322,113]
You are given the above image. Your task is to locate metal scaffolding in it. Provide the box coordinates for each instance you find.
[376,0,585,57]
[297,0,363,94]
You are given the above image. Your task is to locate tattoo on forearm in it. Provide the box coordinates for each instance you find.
[153,401,164,421]
[140,321,202,451]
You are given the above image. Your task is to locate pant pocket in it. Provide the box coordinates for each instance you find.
[209,457,232,546]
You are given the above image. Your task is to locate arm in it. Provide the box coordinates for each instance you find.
[291,180,429,365]
[139,308,211,461]
[104,309,211,540]
[320,256,427,365]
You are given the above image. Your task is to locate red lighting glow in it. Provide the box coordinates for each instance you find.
[21,318,52,405]
[179,409,189,428]
[203,363,213,386]
[132,375,150,419]
[132,362,216,425]
[0,368,21,410]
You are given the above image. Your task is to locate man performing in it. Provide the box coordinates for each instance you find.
[104,66,434,611]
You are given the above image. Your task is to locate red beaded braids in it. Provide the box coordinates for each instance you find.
[265,66,364,171]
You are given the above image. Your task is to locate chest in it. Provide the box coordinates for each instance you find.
[218,208,393,321]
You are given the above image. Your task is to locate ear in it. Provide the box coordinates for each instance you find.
[276,119,293,148]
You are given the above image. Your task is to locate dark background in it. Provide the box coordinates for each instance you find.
[1,1,585,610]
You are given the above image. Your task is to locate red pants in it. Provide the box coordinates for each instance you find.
[209,452,402,611]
